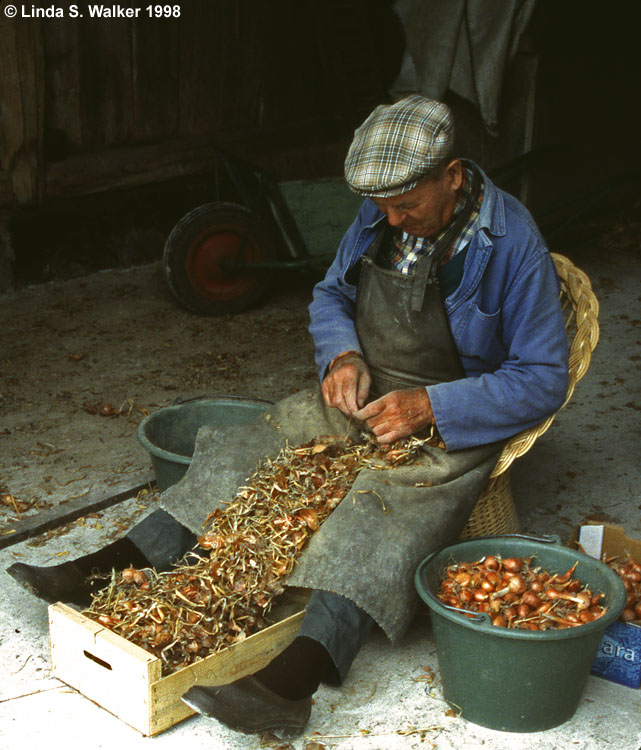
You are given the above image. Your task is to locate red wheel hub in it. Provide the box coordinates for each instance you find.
[186,223,261,302]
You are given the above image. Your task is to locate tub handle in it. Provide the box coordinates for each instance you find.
[466,533,562,546]
[439,603,493,625]
[415,556,494,626]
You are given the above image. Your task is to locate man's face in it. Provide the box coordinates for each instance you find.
[372,160,464,238]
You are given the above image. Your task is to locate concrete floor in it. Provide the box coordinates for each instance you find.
[1,250,640,750]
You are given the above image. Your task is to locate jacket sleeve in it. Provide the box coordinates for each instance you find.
[308,200,381,379]
[427,245,570,451]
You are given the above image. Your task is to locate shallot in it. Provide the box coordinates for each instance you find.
[437,554,607,630]
[606,556,641,624]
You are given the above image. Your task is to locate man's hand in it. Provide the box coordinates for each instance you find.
[354,387,434,444]
[321,352,372,417]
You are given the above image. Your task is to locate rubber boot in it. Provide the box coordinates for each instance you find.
[6,537,150,607]
[181,636,331,738]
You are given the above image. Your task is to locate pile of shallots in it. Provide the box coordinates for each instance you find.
[437,555,607,630]
[606,557,641,623]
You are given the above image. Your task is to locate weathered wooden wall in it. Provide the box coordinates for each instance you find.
[0,13,45,206]
[0,0,402,289]
[0,0,401,209]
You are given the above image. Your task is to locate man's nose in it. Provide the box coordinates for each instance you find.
[385,206,406,226]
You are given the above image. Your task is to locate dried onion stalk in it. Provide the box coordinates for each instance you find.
[84,432,433,674]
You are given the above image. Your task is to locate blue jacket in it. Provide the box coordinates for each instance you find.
[308,164,569,451]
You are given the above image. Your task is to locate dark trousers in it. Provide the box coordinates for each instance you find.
[128,509,374,682]
[297,588,375,684]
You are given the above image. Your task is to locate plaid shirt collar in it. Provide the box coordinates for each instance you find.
[384,166,483,275]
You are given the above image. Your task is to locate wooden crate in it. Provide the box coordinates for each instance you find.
[49,589,309,736]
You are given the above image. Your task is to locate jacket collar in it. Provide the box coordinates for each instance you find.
[463,160,506,238]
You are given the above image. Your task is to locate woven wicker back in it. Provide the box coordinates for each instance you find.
[459,253,599,538]
[489,253,600,479]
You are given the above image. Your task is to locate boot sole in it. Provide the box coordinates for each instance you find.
[181,688,308,739]
[6,564,56,604]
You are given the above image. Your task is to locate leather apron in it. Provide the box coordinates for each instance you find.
[355,169,480,398]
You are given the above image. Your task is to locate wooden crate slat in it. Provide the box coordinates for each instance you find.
[148,608,305,735]
[49,589,309,735]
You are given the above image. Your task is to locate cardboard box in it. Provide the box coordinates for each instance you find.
[49,588,309,735]
[576,523,641,688]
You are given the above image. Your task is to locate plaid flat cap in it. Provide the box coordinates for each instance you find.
[344,95,454,198]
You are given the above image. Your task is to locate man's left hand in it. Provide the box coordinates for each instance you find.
[353,387,434,444]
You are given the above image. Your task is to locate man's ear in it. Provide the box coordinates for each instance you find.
[445,159,464,192]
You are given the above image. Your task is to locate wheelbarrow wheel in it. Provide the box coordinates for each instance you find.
[163,202,273,315]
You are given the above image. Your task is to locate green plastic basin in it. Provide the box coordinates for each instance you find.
[137,396,272,491]
[415,534,626,732]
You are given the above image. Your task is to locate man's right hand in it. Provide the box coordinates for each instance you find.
[321,352,371,417]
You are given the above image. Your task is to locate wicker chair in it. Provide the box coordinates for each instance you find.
[460,253,600,538]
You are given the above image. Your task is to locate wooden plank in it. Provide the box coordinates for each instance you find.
[43,136,221,198]
[41,114,340,202]
[130,18,180,140]
[177,0,264,136]
[77,18,134,148]
[0,17,45,205]
[0,171,13,208]
[177,0,225,135]
[0,471,155,550]
[42,18,84,150]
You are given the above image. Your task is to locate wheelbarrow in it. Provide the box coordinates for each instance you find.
[162,145,363,315]
[163,143,635,316]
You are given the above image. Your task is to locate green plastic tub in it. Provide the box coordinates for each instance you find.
[137,396,272,491]
[415,534,626,732]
